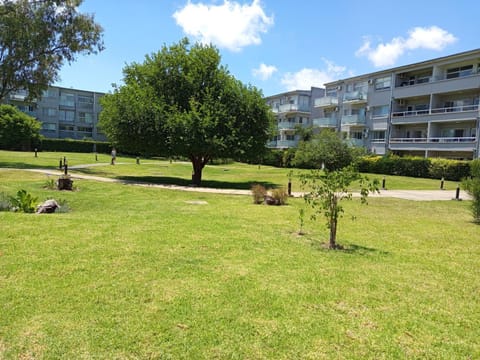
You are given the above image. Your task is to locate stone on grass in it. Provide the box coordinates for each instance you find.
[36,199,60,214]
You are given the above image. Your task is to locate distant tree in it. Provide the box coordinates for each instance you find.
[294,124,314,142]
[0,104,41,150]
[100,38,274,186]
[293,130,356,170]
[462,159,480,223]
[0,0,104,102]
[300,166,379,249]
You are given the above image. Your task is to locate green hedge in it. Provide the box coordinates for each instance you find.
[358,155,472,181]
[39,138,112,154]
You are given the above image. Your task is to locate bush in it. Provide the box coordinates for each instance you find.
[40,138,112,153]
[9,189,38,213]
[463,159,480,223]
[270,187,288,205]
[251,184,267,204]
[0,104,41,151]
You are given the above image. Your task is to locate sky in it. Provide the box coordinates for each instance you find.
[54,0,480,97]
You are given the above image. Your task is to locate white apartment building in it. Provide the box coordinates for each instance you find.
[316,48,480,160]
[265,87,325,149]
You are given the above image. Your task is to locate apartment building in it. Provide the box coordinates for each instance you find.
[265,87,325,149]
[315,48,480,159]
[6,86,106,142]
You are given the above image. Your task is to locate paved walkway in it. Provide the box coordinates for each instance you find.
[21,168,472,201]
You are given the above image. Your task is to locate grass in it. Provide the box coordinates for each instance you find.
[0,161,479,358]
[0,150,461,191]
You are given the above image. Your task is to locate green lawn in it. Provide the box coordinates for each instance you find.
[0,161,478,358]
[0,150,461,191]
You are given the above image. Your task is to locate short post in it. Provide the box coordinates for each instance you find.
[95,152,98,162]
[59,158,63,169]
[455,185,460,200]
[64,163,68,175]
[288,178,292,197]
[34,148,37,157]
[440,177,444,190]
[382,176,386,190]
[136,157,140,165]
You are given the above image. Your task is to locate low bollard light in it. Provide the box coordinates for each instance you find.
[382,176,386,190]
[440,177,444,190]
[34,148,38,157]
[455,185,460,200]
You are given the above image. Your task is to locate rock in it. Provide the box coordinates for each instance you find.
[36,199,60,214]
[264,195,279,206]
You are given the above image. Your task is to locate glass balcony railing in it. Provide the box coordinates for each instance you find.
[341,114,366,125]
[312,117,337,127]
[271,103,310,113]
[314,96,338,107]
[343,91,367,102]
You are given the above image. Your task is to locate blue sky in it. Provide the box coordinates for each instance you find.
[55,0,479,97]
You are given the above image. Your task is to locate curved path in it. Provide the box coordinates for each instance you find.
[20,168,472,201]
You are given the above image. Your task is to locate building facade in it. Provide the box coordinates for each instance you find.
[265,87,325,149]
[6,86,106,142]
[316,49,480,159]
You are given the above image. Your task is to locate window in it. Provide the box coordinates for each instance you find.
[59,110,75,122]
[43,108,56,117]
[286,134,295,141]
[326,87,337,97]
[351,131,363,140]
[78,95,93,105]
[375,76,391,90]
[372,131,386,141]
[79,112,93,123]
[59,125,74,131]
[43,88,58,98]
[446,65,473,79]
[60,92,75,107]
[77,126,93,133]
[372,105,390,118]
[287,117,295,123]
[42,123,56,131]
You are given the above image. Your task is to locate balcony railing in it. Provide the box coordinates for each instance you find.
[341,114,366,125]
[343,91,367,102]
[312,117,337,127]
[393,104,479,117]
[271,103,310,113]
[277,121,298,129]
[390,137,475,143]
[314,96,338,107]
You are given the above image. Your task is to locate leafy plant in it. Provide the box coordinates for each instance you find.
[251,183,267,204]
[9,189,38,213]
[43,177,57,190]
[462,159,480,223]
[271,187,288,205]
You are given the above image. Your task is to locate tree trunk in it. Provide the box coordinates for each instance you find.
[329,195,338,249]
[190,155,209,186]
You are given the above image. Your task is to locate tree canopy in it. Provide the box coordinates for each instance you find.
[293,130,358,171]
[0,0,104,101]
[100,38,274,186]
[0,104,41,150]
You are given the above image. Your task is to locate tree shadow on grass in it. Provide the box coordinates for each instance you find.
[0,162,58,170]
[115,175,278,191]
[310,241,388,256]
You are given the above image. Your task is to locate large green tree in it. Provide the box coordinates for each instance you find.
[293,130,359,171]
[0,0,104,102]
[0,104,41,150]
[100,38,274,186]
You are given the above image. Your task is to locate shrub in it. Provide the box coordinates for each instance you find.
[251,184,267,204]
[40,138,111,154]
[463,159,480,223]
[271,187,288,205]
[9,189,38,213]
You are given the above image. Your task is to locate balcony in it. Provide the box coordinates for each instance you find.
[268,140,297,148]
[372,117,388,130]
[341,114,366,126]
[389,137,476,151]
[392,104,479,124]
[343,91,367,103]
[314,96,338,108]
[312,117,337,127]
[277,121,298,130]
[271,103,310,114]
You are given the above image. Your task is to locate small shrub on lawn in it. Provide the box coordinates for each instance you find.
[43,178,57,190]
[56,199,70,213]
[251,184,267,204]
[271,187,288,205]
[9,189,38,213]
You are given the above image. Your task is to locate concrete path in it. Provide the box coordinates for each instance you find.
[20,168,472,201]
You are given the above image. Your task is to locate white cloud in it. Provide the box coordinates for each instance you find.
[173,0,274,52]
[280,59,347,91]
[252,63,277,80]
[356,26,457,67]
